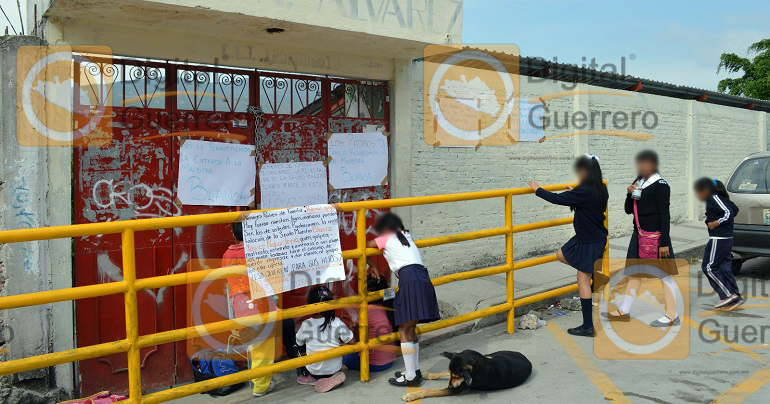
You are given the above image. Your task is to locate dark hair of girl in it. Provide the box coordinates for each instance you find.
[367,275,389,305]
[232,221,244,242]
[374,212,410,247]
[634,150,660,183]
[307,285,335,332]
[694,177,730,201]
[575,155,607,211]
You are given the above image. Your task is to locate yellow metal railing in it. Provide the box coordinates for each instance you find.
[0,183,608,403]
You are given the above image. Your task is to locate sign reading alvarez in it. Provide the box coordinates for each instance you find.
[242,204,345,299]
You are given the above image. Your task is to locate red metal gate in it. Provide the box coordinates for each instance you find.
[73,57,389,395]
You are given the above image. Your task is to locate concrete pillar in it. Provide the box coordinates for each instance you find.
[686,100,698,221]
[390,57,419,228]
[0,35,73,402]
[572,83,589,156]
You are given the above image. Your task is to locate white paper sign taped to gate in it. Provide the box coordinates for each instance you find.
[177,139,256,206]
[328,132,388,189]
[242,204,345,298]
[259,162,328,209]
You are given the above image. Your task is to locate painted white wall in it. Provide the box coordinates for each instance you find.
[396,60,769,276]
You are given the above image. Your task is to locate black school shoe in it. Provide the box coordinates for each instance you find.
[389,372,423,387]
[567,326,595,337]
[393,370,421,379]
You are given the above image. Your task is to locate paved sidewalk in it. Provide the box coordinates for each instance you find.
[174,258,770,403]
[435,220,708,331]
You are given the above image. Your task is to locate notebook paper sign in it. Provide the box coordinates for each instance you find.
[177,139,256,206]
[259,162,328,209]
[242,204,345,298]
[328,132,388,189]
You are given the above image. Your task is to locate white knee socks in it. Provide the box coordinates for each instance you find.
[661,276,678,306]
[413,343,420,372]
[401,342,417,380]
[618,289,637,314]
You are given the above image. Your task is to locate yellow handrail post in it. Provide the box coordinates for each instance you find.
[505,194,515,334]
[0,183,589,402]
[356,209,370,382]
[122,229,142,403]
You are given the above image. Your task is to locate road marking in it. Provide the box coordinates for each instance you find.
[407,386,421,403]
[687,318,768,364]
[546,322,630,403]
[688,317,768,402]
[712,368,770,403]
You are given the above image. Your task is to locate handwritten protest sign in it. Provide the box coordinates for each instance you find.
[178,139,256,206]
[328,132,389,189]
[242,204,345,298]
[259,162,328,209]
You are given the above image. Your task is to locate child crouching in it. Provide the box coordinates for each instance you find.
[295,286,354,393]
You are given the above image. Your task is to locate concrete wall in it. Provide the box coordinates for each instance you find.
[395,61,769,276]
[0,35,72,402]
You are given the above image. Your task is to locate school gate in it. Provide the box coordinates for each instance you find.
[73,56,390,395]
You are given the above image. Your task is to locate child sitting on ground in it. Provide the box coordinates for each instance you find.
[342,275,396,373]
[295,286,354,393]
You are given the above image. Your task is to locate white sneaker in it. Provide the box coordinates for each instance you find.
[254,380,276,397]
[715,294,739,309]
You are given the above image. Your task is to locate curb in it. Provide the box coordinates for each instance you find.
[257,243,708,387]
[451,241,707,335]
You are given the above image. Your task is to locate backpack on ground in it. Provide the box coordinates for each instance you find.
[190,348,244,396]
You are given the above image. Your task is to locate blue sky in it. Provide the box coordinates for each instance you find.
[463,0,770,91]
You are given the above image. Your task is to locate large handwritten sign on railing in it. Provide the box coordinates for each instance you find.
[242,204,345,298]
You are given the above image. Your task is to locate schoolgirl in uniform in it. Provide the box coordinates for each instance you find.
[694,177,743,310]
[366,212,440,387]
[528,154,608,337]
[603,150,680,327]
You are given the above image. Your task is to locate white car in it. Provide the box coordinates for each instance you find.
[727,152,770,274]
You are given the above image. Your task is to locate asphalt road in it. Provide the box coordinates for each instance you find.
[177,258,770,403]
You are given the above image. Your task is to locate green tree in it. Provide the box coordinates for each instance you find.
[717,38,770,100]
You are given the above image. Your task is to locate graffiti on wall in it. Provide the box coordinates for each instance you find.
[91,179,180,219]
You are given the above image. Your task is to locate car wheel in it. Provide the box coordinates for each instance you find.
[731,259,743,275]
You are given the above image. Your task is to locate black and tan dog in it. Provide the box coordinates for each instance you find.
[402,350,532,402]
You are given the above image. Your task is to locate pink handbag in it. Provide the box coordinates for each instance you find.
[634,200,661,259]
[59,391,126,404]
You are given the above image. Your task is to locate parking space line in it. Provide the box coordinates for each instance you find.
[712,368,770,403]
[687,318,768,364]
[546,322,630,403]
[407,386,421,403]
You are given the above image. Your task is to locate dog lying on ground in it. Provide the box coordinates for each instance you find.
[402,350,532,402]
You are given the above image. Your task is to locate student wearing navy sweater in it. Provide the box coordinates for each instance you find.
[529,154,608,337]
[694,177,743,310]
[604,150,681,328]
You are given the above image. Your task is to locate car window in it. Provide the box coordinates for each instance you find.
[727,157,770,194]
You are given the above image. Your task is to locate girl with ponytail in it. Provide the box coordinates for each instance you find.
[367,212,440,387]
[528,154,609,337]
[295,285,354,392]
[694,177,743,310]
